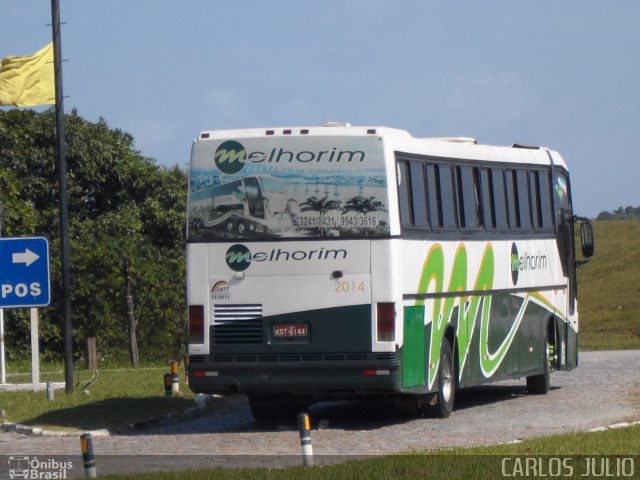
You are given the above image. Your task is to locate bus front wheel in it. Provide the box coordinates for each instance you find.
[526,329,551,395]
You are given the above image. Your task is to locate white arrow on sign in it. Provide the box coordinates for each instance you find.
[12,249,40,267]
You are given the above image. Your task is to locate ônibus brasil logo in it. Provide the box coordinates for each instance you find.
[215,140,247,175]
[226,244,252,272]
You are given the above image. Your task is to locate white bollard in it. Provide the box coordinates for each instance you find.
[170,360,180,395]
[297,412,314,467]
[80,433,97,478]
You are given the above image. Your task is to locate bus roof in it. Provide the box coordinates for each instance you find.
[194,123,567,170]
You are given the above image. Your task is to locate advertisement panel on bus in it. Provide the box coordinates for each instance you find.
[188,135,390,240]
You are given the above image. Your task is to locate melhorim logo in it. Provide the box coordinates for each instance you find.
[225,244,348,272]
[225,244,252,272]
[213,140,366,175]
[510,243,548,285]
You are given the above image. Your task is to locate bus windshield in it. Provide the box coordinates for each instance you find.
[188,135,390,240]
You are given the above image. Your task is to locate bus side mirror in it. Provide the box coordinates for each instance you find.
[580,221,594,258]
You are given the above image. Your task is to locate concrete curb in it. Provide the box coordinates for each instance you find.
[1,421,111,438]
[0,395,222,438]
[587,420,640,432]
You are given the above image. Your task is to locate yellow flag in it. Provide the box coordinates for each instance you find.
[0,42,55,107]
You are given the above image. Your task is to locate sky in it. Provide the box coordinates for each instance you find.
[1,0,639,218]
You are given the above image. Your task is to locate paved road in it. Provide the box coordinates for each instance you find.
[1,350,639,475]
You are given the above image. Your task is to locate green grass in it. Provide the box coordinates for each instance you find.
[1,365,194,430]
[577,220,640,350]
[94,426,640,480]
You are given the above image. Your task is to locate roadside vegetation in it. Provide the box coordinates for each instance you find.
[1,364,193,430]
[577,220,640,350]
[1,109,187,366]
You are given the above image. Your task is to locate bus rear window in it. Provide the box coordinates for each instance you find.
[188,135,390,240]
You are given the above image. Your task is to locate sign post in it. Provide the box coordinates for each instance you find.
[0,237,50,386]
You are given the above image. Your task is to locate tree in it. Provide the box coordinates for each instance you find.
[596,211,615,221]
[0,109,187,363]
[596,206,640,221]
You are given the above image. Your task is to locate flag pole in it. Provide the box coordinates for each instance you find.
[51,0,73,393]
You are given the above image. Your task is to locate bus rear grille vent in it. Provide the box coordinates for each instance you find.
[209,352,397,363]
[375,352,397,361]
[211,355,234,362]
[212,304,263,344]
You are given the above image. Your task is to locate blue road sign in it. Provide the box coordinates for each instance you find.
[0,237,51,308]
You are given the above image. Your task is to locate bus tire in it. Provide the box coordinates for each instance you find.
[526,329,551,395]
[434,339,455,418]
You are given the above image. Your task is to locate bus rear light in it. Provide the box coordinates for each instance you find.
[376,302,395,342]
[189,305,205,344]
[192,370,218,377]
[363,369,390,376]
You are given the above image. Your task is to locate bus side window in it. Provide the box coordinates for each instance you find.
[492,169,509,230]
[516,170,532,230]
[530,170,554,229]
[397,161,414,227]
[437,164,457,229]
[529,171,541,229]
[506,170,520,229]
[537,171,553,228]
[427,164,441,228]
[481,169,496,229]
[409,161,429,228]
[553,171,571,213]
[457,166,481,229]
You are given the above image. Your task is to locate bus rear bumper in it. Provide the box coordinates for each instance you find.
[188,354,401,398]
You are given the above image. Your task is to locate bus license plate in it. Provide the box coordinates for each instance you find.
[273,324,308,338]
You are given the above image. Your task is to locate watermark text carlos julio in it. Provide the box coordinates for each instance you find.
[501,456,635,477]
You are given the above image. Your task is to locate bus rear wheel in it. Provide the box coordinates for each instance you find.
[433,339,455,418]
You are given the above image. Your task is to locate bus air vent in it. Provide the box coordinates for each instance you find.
[212,304,263,344]
[323,121,352,128]
[511,143,541,150]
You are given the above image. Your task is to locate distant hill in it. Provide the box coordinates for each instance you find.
[577,220,640,350]
[596,206,640,220]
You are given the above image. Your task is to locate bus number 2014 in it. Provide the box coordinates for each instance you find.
[335,281,366,293]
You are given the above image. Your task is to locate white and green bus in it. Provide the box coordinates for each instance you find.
[187,124,594,420]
